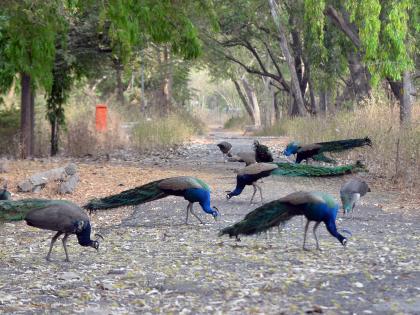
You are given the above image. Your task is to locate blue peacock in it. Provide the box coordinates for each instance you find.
[220,191,349,250]
[284,137,372,164]
[84,176,220,224]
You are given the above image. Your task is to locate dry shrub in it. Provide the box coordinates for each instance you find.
[132,114,199,152]
[260,96,420,188]
[64,108,129,157]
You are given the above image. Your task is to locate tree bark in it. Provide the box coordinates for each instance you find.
[269,0,306,116]
[319,89,328,115]
[241,77,261,127]
[114,57,125,106]
[20,73,34,159]
[325,5,371,106]
[161,45,172,116]
[50,115,59,156]
[400,71,413,124]
[233,79,254,122]
[273,91,281,121]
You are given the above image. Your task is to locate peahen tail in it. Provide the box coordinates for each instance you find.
[84,180,167,211]
[318,137,372,153]
[219,200,299,238]
[0,199,55,222]
[271,161,366,177]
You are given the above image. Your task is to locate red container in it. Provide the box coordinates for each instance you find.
[95,104,107,131]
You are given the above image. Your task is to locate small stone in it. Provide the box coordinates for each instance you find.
[354,282,364,288]
[58,272,80,281]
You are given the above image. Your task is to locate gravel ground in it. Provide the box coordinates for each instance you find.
[0,129,419,314]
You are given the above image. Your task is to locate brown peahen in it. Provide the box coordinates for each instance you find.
[0,199,102,262]
[340,178,371,216]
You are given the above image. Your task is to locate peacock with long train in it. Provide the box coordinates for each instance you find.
[283,137,372,164]
[84,176,220,224]
[0,199,102,262]
[220,191,349,250]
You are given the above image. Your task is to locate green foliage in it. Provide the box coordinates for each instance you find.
[102,0,203,62]
[304,0,327,64]
[0,2,67,92]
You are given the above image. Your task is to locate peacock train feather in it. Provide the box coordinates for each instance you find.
[271,161,366,177]
[0,199,68,222]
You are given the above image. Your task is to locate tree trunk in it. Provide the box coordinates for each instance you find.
[233,79,255,124]
[400,71,413,125]
[233,78,261,127]
[20,73,34,159]
[241,77,261,127]
[273,91,281,121]
[161,45,172,116]
[50,115,59,156]
[319,89,328,115]
[114,58,125,106]
[268,0,306,116]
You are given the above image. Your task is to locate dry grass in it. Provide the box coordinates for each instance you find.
[131,114,202,152]
[259,97,420,190]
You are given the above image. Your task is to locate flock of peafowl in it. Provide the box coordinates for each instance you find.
[0,137,372,262]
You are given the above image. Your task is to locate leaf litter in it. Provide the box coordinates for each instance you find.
[0,133,419,314]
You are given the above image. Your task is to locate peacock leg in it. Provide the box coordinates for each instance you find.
[313,222,322,251]
[189,204,204,225]
[302,220,310,251]
[46,231,63,261]
[253,183,263,203]
[185,203,192,224]
[249,184,257,204]
[62,233,70,262]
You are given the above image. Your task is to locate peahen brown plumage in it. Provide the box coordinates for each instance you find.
[283,137,372,164]
[84,176,219,224]
[220,191,349,250]
[0,199,102,262]
[253,140,273,163]
[340,178,371,216]
[217,141,233,156]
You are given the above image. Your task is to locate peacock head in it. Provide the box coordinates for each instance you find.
[283,142,300,156]
[212,206,220,221]
[91,233,104,251]
[339,229,352,247]
[225,191,232,200]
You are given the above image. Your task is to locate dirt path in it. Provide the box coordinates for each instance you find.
[1,128,419,314]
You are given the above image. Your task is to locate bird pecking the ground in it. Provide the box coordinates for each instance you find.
[84,176,220,224]
[253,140,274,163]
[283,137,372,164]
[226,163,278,204]
[0,199,102,262]
[227,151,257,166]
[217,141,233,157]
[220,191,349,250]
[340,178,371,216]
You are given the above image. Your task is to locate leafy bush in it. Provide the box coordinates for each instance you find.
[0,107,20,156]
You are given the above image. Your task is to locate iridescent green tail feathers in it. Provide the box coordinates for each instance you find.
[84,180,167,212]
[219,200,299,238]
[271,161,366,177]
[0,199,59,222]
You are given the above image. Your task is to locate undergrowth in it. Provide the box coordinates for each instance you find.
[224,115,250,130]
[132,113,203,152]
[258,97,420,188]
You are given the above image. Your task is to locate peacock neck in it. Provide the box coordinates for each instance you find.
[76,221,94,247]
